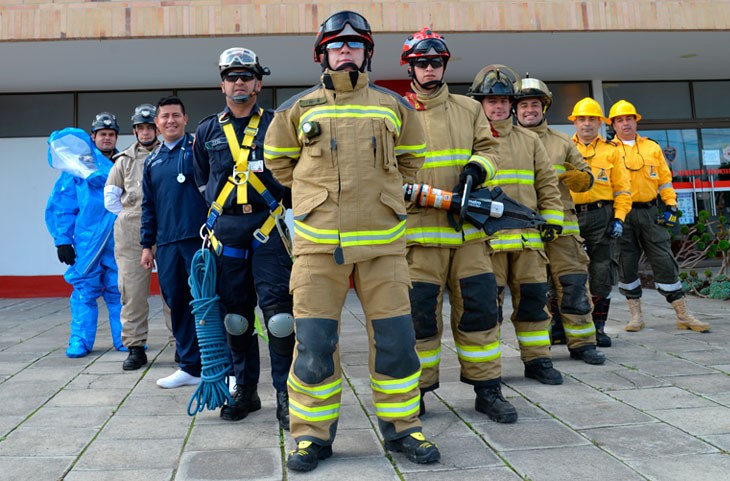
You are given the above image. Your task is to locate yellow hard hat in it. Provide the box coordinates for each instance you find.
[608,99,642,122]
[568,97,608,123]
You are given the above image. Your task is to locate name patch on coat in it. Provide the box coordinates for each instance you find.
[300,97,327,107]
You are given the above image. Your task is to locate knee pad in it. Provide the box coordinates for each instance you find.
[558,274,591,315]
[224,313,249,336]
[372,315,420,378]
[410,282,440,339]
[267,312,295,338]
[515,282,550,322]
[458,273,499,332]
[293,318,338,385]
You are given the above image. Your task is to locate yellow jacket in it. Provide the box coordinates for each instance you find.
[405,83,498,247]
[527,121,591,237]
[484,117,563,252]
[263,70,426,264]
[571,134,632,221]
[613,134,677,206]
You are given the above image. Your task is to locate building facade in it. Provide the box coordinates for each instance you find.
[2,1,730,295]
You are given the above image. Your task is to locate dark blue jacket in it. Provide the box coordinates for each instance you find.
[141,133,207,248]
[193,105,284,214]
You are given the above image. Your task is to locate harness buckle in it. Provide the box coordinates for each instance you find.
[232,169,249,186]
[253,228,269,244]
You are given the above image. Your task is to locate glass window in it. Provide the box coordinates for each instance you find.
[0,93,74,138]
[640,128,700,175]
[176,89,226,128]
[545,82,591,125]
[275,87,311,108]
[78,90,171,135]
[693,81,730,119]
[602,82,691,120]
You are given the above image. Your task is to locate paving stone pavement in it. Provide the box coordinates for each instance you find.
[0,289,729,480]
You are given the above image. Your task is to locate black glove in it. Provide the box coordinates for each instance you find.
[539,224,562,243]
[57,244,76,265]
[454,163,486,193]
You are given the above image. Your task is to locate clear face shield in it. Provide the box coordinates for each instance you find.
[48,128,102,179]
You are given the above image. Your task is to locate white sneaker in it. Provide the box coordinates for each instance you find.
[156,369,201,389]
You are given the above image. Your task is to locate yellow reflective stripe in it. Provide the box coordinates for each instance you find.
[289,397,340,422]
[263,144,301,160]
[422,149,471,169]
[371,370,421,395]
[340,220,406,247]
[540,209,564,224]
[489,233,544,250]
[516,330,551,346]
[562,221,580,236]
[485,170,534,187]
[564,322,597,338]
[463,225,487,241]
[406,227,463,245]
[418,348,440,368]
[395,144,427,157]
[298,105,401,136]
[373,394,420,419]
[469,155,496,181]
[287,375,342,400]
[455,341,500,362]
[293,221,340,244]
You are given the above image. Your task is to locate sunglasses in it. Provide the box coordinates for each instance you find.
[223,71,256,83]
[326,41,366,50]
[412,58,445,69]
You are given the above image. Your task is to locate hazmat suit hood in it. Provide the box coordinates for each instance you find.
[48,127,112,185]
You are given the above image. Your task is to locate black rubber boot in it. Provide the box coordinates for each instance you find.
[592,296,612,347]
[524,358,564,385]
[220,385,261,421]
[122,346,147,371]
[287,441,333,472]
[569,344,606,365]
[385,432,440,464]
[474,384,518,423]
[276,390,290,431]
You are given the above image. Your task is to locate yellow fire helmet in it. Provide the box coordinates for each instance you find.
[568,97,609,124]
[608,99,642,122]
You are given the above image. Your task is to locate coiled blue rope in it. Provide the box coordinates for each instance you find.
[187,248,233,416]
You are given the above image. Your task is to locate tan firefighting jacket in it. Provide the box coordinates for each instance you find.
[527,121,591,237]
[571,134,632,221]
[484,117,563,251]
[263,70,426,264]
[404,83,498,247]
[108,141,159,224]
[613,134,677,206]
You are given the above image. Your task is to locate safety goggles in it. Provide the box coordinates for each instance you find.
[223,71,257,83]
[220,48,257,67]
[411,38,449,55]
[320,11,371,35]
[412,58,445,69]
[325,40,366,50]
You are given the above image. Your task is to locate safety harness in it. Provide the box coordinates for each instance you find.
[202,108,286,258]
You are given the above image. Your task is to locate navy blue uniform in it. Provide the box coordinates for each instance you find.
[141,133,207,376]
[194,106,294,393]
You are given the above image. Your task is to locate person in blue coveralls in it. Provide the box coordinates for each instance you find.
[141,96,207,389]
[45,113,125,358]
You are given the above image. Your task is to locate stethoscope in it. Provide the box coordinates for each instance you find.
[176,133,191,184]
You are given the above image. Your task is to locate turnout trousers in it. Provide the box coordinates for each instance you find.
[407,242,501,390]
[491,249,552,363]
[544,235,597,350]
[618,205,683,302]
[288,254,422,446]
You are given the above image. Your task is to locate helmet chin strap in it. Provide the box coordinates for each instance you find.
[139,138,158,147]
[409,64,446,92]
[227,89,258,104]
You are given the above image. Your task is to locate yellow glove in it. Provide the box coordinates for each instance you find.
[558,163,592,192]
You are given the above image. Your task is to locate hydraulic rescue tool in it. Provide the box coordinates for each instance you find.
[403,175,546,234]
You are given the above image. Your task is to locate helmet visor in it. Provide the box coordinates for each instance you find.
[220,48,257,70]
[321,11,371,35]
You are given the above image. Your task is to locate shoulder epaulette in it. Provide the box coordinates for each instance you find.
[646,137,660,146]
[369,83,415,110]
[276,84,322,112]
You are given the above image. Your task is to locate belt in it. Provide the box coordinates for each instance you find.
[632,200,657,209]
[575,200,612,213]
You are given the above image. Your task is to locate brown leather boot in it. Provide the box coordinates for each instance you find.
[625,298,645,332]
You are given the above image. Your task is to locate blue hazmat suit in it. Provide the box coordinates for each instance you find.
[45,128,124,358]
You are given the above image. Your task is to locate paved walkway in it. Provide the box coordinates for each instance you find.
[1,289,729,481]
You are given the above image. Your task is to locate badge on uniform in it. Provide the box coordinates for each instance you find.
[249,160,264,173]
[597,168,609,182]
[650,166,657,178]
